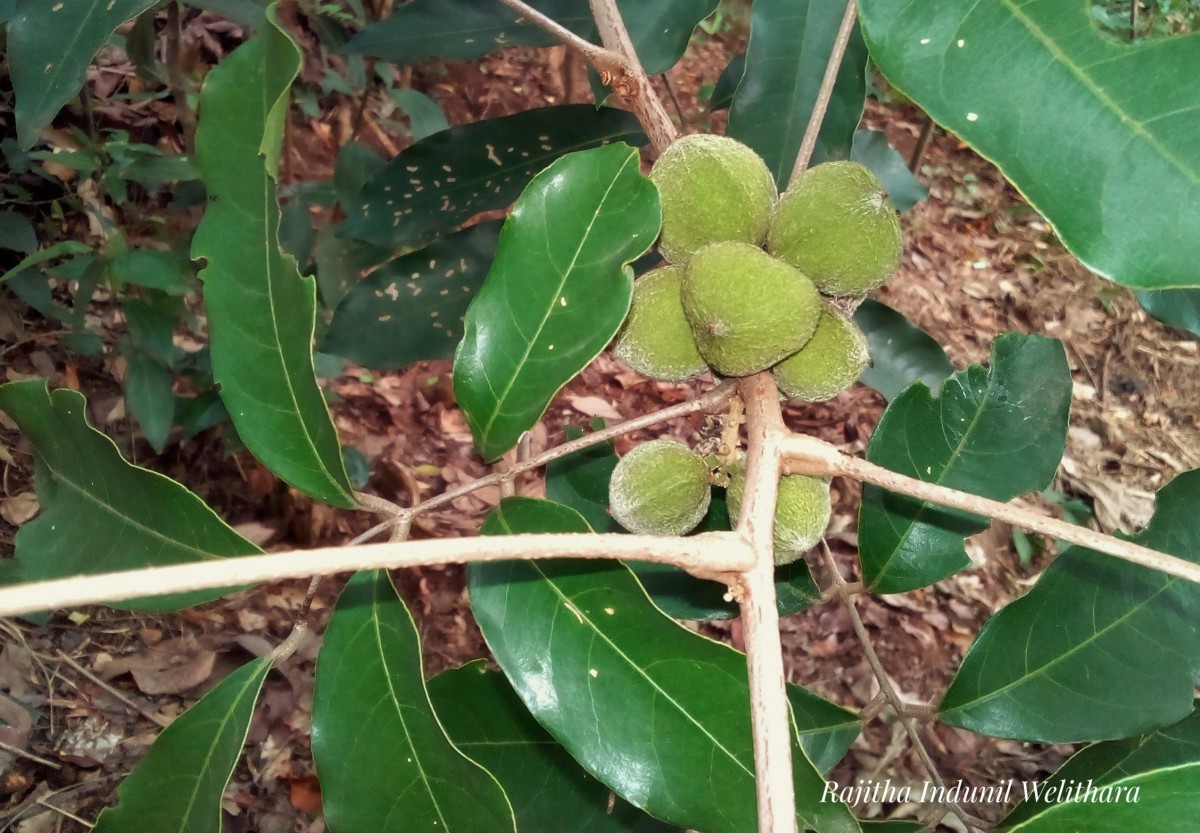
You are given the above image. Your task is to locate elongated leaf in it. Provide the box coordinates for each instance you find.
[727,0,868,188]
[91,658,270,833]
[470,497,861,833]
[322,221,502,369]
[1001,705,1200,829]
[430,660,679,833]
[1136,288,1200,338]
[347,0,717,75]
[9,0,158,148]
[853,299,953,402]
[313,570,516,833]
[453,144,659,461]
[192,4,355,507]
[859,0,1200,290]
[1,240,93,283]
[123,349,176,453]
[1004,766,1199,833]
[342,105,645,249]
[940,470,1200,743]
[860,333,1070,593]
[0,380,259,611]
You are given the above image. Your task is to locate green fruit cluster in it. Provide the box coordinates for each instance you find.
[614,137,901,402]
[608,439,711,537]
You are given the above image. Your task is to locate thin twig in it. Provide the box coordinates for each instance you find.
[51,651,171,728]
[783,434,1200,585]
[789,0,859,184]
[908,116,937,172]
[494,0,622,68]
[0,738,61,770]
[660,73,687,128]
[166,2,197,152]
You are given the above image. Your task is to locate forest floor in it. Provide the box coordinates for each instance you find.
[1,8,1198,833]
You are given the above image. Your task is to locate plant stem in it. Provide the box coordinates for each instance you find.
[494,0,620,69]
[789,0,858,184]
[166,2,197,152]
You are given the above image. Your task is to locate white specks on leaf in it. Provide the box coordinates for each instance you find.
[967,112,979,121]
[485,144,501,166]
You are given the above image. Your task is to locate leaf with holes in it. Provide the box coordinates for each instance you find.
[727,0,868,187]
[940,471,1200,743]
[8,0,159,148]
[429,660,680,833]
[312,570,516,833]
[90,657,270,833]
[853,299,953,402]
[860,333,1070,593]
[470,497,861,833]
[347,0,717,75]
[859,0,1200,290]
[321,221,501,369]
[0,380,259,612]
[453,144,659,462]
[191,4,354,507]
[342,106,644,250]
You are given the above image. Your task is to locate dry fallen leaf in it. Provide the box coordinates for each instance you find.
[0,492,39,526]
[99,638,219,695]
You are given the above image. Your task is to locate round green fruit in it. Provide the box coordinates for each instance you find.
[767,161,902,295]
[609,439,711,536]
[773,306,870,402]
[649,134,778,263]
[612,265,708,382]
[726,461,831,565]
[681,242,821,377]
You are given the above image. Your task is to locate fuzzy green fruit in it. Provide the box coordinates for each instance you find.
[726,462,831,565]
[609,439,711,536]
[773,306,870,402]
[612,265,708,382]
[649,134,778,263]
[768,161,902,295]
[681,242,821,377]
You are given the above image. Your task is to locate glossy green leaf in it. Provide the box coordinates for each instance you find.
[727,0,868,187]
[1001,704,1200,829]
[453,144,659,462]
[709,52,745,110]
[191,4,355,507]
[471,497,861,833]
[8,0,159,148]
[1005,765,1199,833]
[1136,289,1200,338]
[341,105,645,249]
[123,349,176,453]
[91,658,270,833]
[312,570,516,833]
[108,249,192,296]
[860,334,1070,593]
[429,660,680,833]
[941,470,1200,743]
[347,0,717,75]
[333,141,386,211]
[0,380,260,611]
[850,130,929,213]
[858,0,1200,290]
[544,424,623,534]
[853,299,953,402]
[322,221,502,369]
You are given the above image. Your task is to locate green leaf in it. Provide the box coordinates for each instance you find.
[123,349,176,453]
[91,658,270,833]
[1,240,93,283]
[709,52,745,110]
[850,130,928,212]
[108,249,192,295]
[940,470,1200,743]
[390,88,450,142]
[471,497,861,833]
[853,299,953,402]
[183,0,267,28]
[341,105,645,249]
[727,0,868,188]
[858,0,1200,290]
[313,224,391,311]
[0,210,37,255]
[191,4,355,507]
[347,0,717,75]
[312,570,517,833]
[1136,289,1200,338]
[0,380,260,611]
[1000,704,1200,829]
[429,660,680,833]
[860,333,1070,593]
[8,0,159,148]
[321,221,502,369]
[453,144,659,462]
[544,425,624,534]
[333,141,385,211]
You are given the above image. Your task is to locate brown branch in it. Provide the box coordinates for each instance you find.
[783,434,1200,585]
[166,2,197,153]
[494,0,620,68]
[789,0,859,184]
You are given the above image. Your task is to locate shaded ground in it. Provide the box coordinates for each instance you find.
[2,8,1199,832]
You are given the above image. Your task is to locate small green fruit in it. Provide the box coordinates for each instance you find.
[649,134,778,263]
[768,161,902,295]
[681,242,821,377]
[609,439,711,536]
[612,265,708,382]
[773,306,870,402]
[726,461,831,565]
